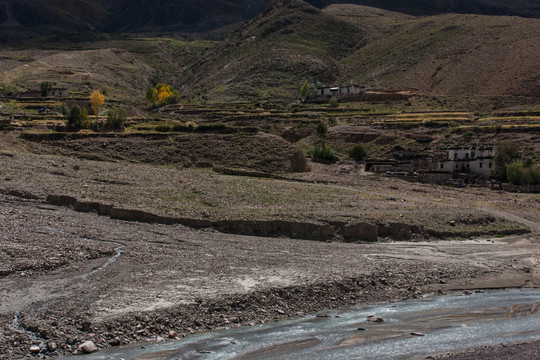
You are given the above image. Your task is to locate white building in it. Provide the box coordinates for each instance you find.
[439,146,494,176]
[317,84,366,96]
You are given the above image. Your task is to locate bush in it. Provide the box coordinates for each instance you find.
[462,130,475,139]
[155,125,171,132]
[196,123,226,132]
[349,144,368,161]
[329,96,338,108]
[106,107,127,129]
[172,124,188,132]
[506,161,540,185]
[310,144,337,162]
[172,121,199,132]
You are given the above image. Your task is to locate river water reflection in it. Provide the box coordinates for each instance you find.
[60,288,540,360]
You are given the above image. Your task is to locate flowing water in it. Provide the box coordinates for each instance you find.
[60,288,540,360]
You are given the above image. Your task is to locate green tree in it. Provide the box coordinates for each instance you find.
[60,103,70,116]
[40,82,53,97]
[66,105,89,130]
[106,107,127,129]
[493,142,519,181]
[146,87,158,105]
[300,81,311,101]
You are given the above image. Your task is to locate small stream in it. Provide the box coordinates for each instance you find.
[59,288,540,360]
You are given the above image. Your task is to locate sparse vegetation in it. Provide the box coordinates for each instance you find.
[106,107,127,129]
[310,144,338,162]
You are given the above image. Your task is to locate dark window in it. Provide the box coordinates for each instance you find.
[489,163,493,168]
[440,163,444,169]
[479,162,483,168]
[456,164,459,168]
[467,164,470,168]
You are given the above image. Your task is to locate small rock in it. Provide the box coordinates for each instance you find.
[230,340,238,344]
[168,330,177,338]
[276,309,285,315]
[78,340,97,354]
[29,345,40,353]
[463,290,472,295]
[357,328,367,331]
[155,336,164,342]
[410,332,425,336]
[367,315,384,322]
[73,165,80,171]
[46,341,57,352]
[449,221,456,226]
[316,314,330,318]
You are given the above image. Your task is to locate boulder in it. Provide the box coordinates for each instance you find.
[78,341,97,354]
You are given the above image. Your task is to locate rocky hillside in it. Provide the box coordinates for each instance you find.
[180,0,540,102]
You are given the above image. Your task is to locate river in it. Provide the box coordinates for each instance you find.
[59,288,540,360]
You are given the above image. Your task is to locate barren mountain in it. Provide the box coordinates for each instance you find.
[1,0,539,39]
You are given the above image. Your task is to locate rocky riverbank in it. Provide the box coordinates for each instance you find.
[1,193,538,359]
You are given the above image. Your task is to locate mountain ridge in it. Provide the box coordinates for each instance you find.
[1,0,539,39]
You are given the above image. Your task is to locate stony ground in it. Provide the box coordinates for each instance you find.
[0,134,539,359]
[1,133,535,239]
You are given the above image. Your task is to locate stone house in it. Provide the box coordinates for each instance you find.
[47,88,69,97]
[438,146,494,176]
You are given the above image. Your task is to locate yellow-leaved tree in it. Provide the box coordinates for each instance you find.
[90,90,105,116]
[156,83,173,103]
[146,83,179,107]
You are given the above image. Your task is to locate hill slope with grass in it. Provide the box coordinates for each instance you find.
[179,0,365,100]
